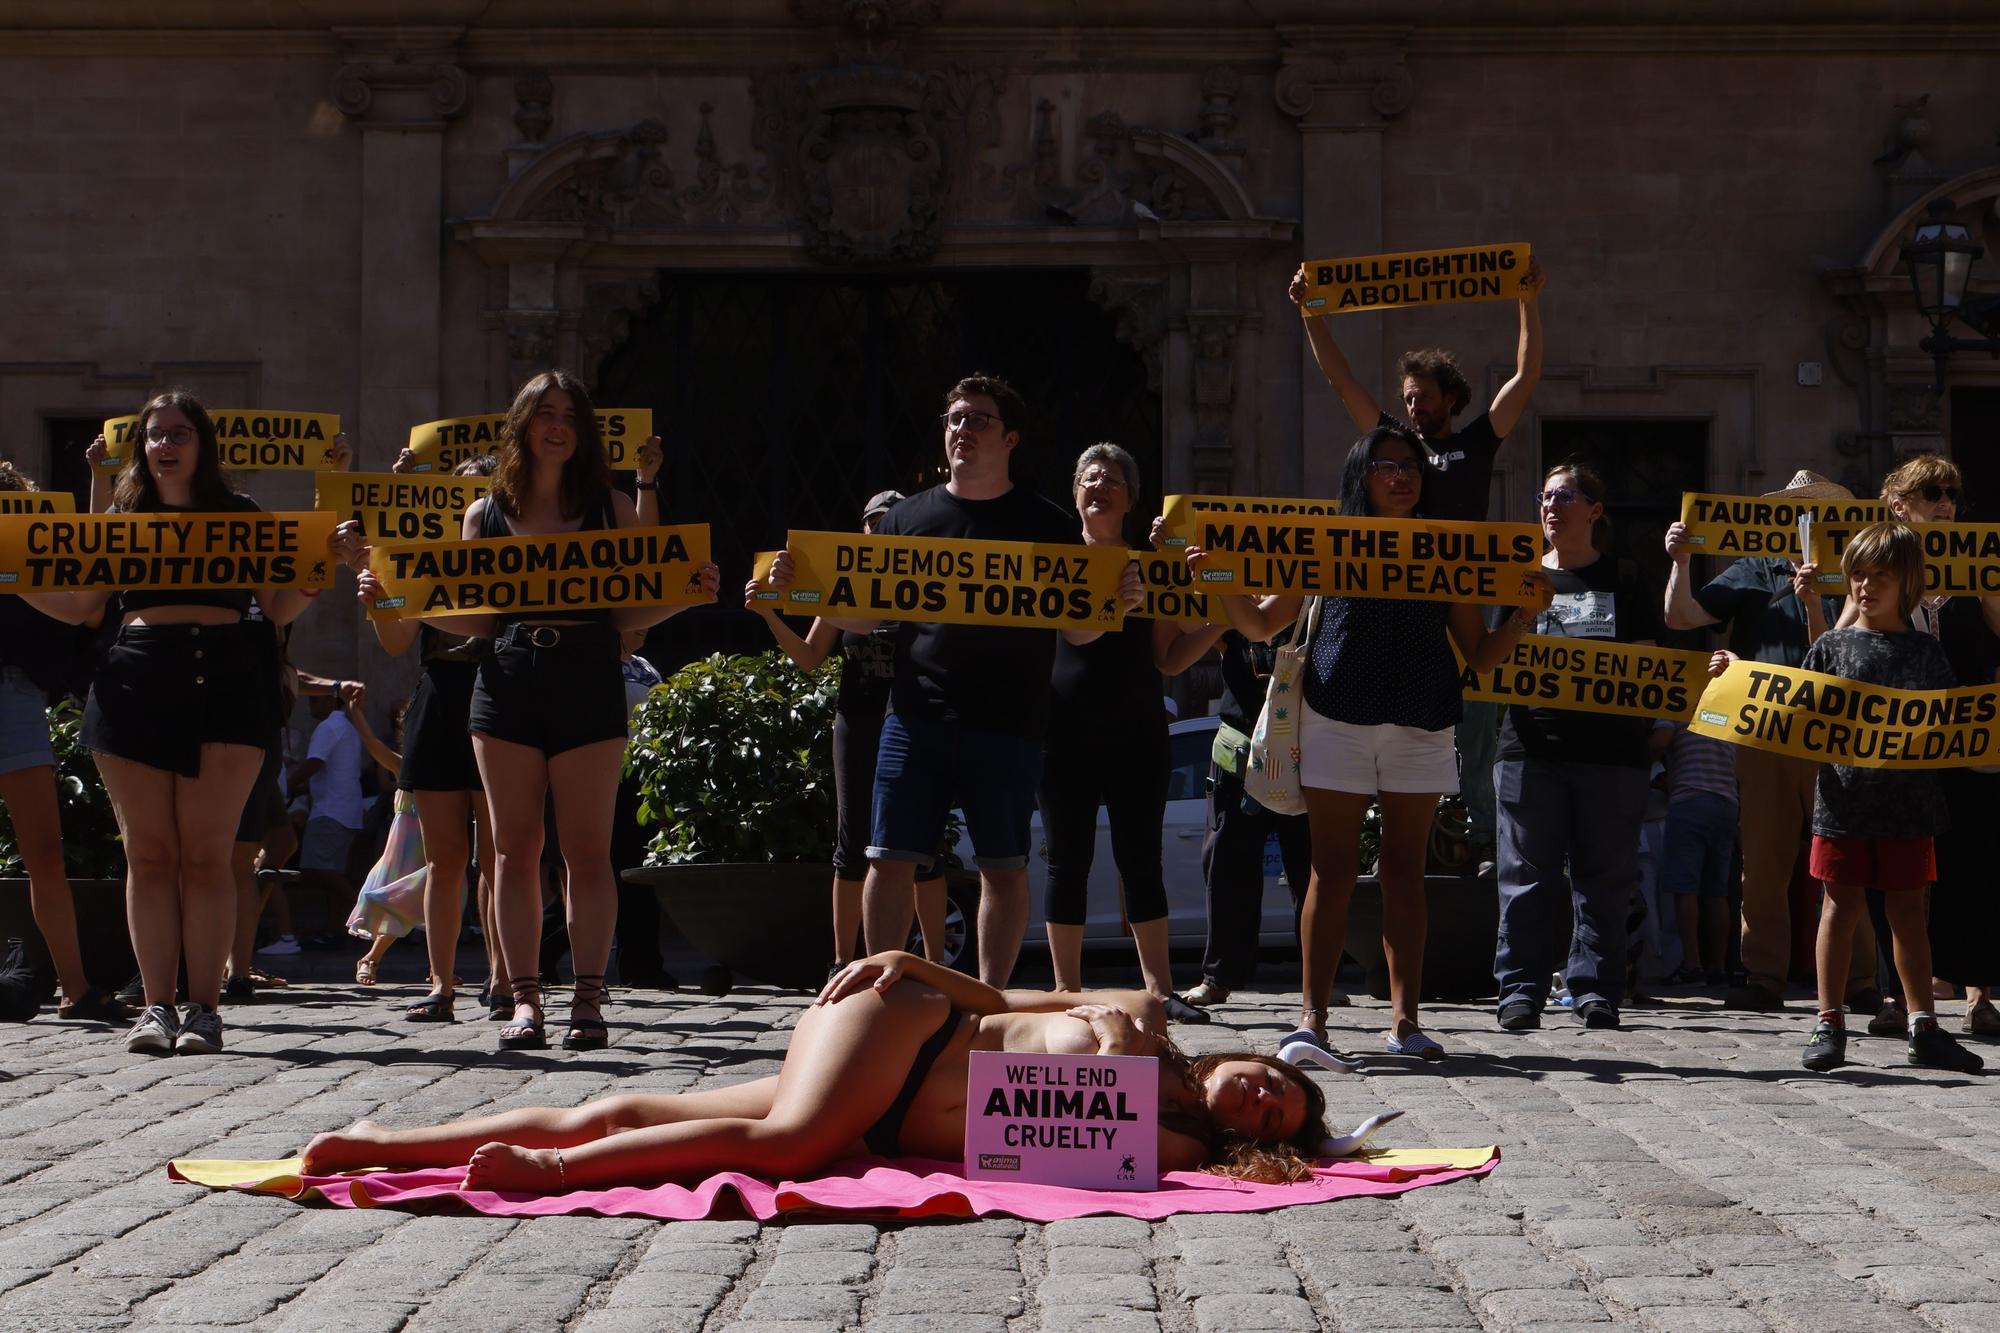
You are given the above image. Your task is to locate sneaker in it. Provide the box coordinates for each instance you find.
[221,975,255,1004]
[256,934,301,957]
[174,1006,224,1055]
[1497,997,1540,1031]
[1802,1020,1848,1071]
[1177,980,1230,1009]
[125,1004,178,1055]
[1867,998,1908,1037]
[1724,983,1784,1012]
[1909,1020,1985,1074]
[1576,999,1621,1030]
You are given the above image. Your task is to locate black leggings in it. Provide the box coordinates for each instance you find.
[832,709,881,881]
[1036,730,1169,927]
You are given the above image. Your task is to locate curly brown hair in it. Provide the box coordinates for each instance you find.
[488,370,608,523]
[0,460,34,493]
[1157,1039,1331,1183]
[1396,348,1472,417]
[112,389,239,512]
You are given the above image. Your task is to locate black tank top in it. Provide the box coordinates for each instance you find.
[117,494,259,616]
[477,488,618,626]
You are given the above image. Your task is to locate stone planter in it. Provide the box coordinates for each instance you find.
[0,877,135,989]
[1343,873,1500,1003]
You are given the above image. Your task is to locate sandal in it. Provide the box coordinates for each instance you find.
[245,967,288,989]
[497,978,546,1050]
[562,974,610,1052]
[405,991,457,1023]
[355,959,378,986]
[56,986,134,1024]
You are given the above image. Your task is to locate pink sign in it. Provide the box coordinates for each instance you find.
[963,1051,1159,1191]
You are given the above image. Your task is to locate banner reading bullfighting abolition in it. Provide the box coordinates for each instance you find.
[752,532,1131,632]
[1158,493,1341,548]
[315,471,493,545]
[1182,512,1547,607]
[1690,659,2000,769]
[1816,521,2000,598]
[405,409,655,473]
[100,411,342,472]
[1296,242,1534,316]
[365,524,710,619]
[0,492,74,514]
[1677,491,1888,567]
[0,512,339,590]
[1457,635,1710,722]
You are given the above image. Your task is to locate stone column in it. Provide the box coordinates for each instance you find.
[1274,47,1412,498]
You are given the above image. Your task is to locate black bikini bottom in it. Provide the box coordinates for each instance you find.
[863,1007,963,1157]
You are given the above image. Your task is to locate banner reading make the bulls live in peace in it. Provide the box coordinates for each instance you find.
[0,512,340,590]
[1296,242,1534,316]
[1175,508,1547,607]
[405,409,655,473]
[1458,635,1711,722]
[1691,659,2000,769]
[316,471,493,545]
[752,532,1131,632]
[365,525,710,618]
[100,411,342,472]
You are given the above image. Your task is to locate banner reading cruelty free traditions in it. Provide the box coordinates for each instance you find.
[1816,522,2000,598]
[1297,242,1533,316]
[1691,659,2000,769]
[405,409,655,473]
[366,525,711,619]
[0,493,74,514]
[100,412,341,472]
[1183,512,1548,607]
[1677,492,1889,586]
[1457,635,1711,723]
[753,532,1131,631]
[316,471,493,545]
[0,512,339,591]
[1157,493,1342,549]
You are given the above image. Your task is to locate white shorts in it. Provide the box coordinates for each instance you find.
[1299,707,1459,796]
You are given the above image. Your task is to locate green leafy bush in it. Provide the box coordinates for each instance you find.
[627,651,840,865]
[0,699,124,880]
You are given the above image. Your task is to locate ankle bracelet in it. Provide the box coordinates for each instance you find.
[553,1148,565,1189]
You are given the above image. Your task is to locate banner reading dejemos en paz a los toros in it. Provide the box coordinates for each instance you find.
[1157,493,1341,548]
[0,512,339,590]
[752,532,1131,631]
[100,411,342,472]
[1178,510,1547,607]
[1691,659,2000,769]
[1296,243,1533,316]
[365,524,710,619]
[1457,635,1711,723]
[405,409,654,473]
[315,471,493,545]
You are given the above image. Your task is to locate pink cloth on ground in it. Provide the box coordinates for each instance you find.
[171,1151,1498,1221]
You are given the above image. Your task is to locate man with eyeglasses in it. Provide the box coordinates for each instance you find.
[769,374,1139,986]
[1287,258,1547,873]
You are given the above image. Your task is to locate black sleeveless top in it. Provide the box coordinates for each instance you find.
[116,493,260,616]
[475,489,617,626]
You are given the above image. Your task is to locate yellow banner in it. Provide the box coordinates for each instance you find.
[1457,635,1709,721]
[1159,493,1341,549]
[1184,513,1546,606]
[1298,243,1533,316]
[1677,491,1888,566]
[366,524,710,619]
[0,492,75,514]
[1130,548,1213,624]
[315,472,493,545]
[1691,659,1999,769]
[1817,522,2000,598]
[405,409,654,473]
[101,411,342,472]
[0,512,338,590]
[756,531,1130,631]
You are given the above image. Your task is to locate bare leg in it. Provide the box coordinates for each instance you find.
[976,866,1029,988]
[1816,884,1866,1016]
[1129,916,1176,1001]
[1300,789,1372,1040]
[173,745,263,1010]
[831,874,863,966]
[550,738,626,1040]
[1377,791,1439,1041]
[863,858,918,956]
[96,755,183,1010]
[473,733,550,1039]
[472,798,500,989]
[1047,922,1085,993]
[1882,891,1936,1018]
[414,791,475,996]
[913,874,947,964]
[1,767,88,1003]
[227,840,262,981]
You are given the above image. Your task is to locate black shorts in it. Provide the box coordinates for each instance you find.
[84,621,282,778]
[399,658,483,792]
[469,623,626,757]
[234,736,289,843]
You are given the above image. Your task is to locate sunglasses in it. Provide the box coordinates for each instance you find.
[1916,484,1960,504]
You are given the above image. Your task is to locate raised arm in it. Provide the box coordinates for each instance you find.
[1153,617,1226,676]
[85,436,114,513]
[1289,266,1382,433]
[342,682,401,779]
[633,437,663,527]
[1486,257,1545,440]
[761,548,880,634]
[1662,522,1722,631]
[745,581,842,673]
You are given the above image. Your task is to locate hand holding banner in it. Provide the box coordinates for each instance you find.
[0,512,339,590]
[1182,510,1547,607]
[1458,635,1710,722]
[365,524,712,619]
[315,471,493,545]
[1691,658,2000,768]
[1817,522,2000,597]
[405,409,655,473]
[101,412,342,472]
[1297,243,1533,316]
[1677,492,1887,566]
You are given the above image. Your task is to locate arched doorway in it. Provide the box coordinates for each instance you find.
[595,268,1162,672]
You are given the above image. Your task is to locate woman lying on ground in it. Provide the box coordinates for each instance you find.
[302,951,1331,1192]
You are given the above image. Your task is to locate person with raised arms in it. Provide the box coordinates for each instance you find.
[1189,424,1541,1060]
[299,949,1329,1192]
[26,390,338,1056]
[377,370,718,1052]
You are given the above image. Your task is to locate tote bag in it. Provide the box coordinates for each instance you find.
[1242,597,1320,817]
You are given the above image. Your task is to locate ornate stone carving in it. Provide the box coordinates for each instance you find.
[1273,51,1412,127]
[790,0,943,42]
[504,311,557,387]
[575,275,662,384]
[1086,267,1167,391]
[679,102,774,224]
[1887,381,1943,433]
[513,71,554,143]
[1194,66,1246,183]
[331,49,468,125]
[532,119,683,228]
[1188,310,1242,493]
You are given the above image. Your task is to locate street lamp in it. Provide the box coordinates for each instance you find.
[1902,197,2000,393]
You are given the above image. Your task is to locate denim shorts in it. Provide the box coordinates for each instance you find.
[869,710,1040,871]
[0,666,54,776]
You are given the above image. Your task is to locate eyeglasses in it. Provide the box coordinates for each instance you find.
[941,409,1000,434]
[145,426,196,446]
[1917,484,1961,503]
[1535,487,1592,507]
[1364,459,1422,478]
[1078,470,1127,491]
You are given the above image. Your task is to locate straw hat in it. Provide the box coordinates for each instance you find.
[1761,469,1853,502]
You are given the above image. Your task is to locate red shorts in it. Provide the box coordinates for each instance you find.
[1808,835,1936,893]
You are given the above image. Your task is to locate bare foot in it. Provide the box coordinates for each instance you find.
[301,1118,387,1175]
[463,1141,563,1193]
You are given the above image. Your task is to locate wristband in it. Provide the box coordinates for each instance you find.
[634,480,660,492]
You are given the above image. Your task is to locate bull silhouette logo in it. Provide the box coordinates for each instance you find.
[309,560,327,581]
[1098,595,1119,621]
[1118,1154,1137,1179]
[684,572,705,595]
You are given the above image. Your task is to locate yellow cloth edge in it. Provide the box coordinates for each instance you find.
[170,1157,307,1192]
[1352,1146,1497,1170]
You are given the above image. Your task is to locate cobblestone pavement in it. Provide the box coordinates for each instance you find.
[3,951,1999,1332]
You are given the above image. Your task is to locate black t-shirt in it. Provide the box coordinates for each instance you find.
[834,628,897,719]
[1499,555,1661,768]
[873,483,1083,738]
[1692,557,1838,670]
[1049,613,1161,742]
[1376,409,1502,522]
[1800,627,1954,838]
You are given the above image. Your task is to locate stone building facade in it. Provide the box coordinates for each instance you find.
[4,0,2000,686]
